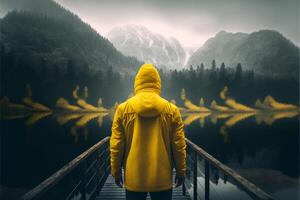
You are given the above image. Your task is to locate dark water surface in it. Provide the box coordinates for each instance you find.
[0,113,299,199]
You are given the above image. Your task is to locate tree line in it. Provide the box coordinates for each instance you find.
[1,45,298,108]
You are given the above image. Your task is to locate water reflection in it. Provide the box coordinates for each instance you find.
[25,112,52,126]
[185,149,255,200]
[2,108,299,145]
[255,110,299,125]
[0,85,299,200]
[1,85,299,145]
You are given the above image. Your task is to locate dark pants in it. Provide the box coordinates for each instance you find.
[126,189,172,200]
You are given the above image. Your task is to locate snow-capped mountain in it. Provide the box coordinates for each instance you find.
[107,25,187,69]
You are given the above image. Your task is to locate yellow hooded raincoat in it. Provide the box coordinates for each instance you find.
[110,63,186,192]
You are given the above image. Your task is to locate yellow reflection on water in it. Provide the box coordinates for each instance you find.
[256,111,299,125]
[210,113,232,124]
[25,112,52,126]
[182,113,211,126]
[220,126,229,143]
[56,113,83,125]
[225,113,256,127]
[75,113,103,127]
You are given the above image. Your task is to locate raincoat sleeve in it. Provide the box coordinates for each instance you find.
[171,106,187,177]
[110,105,125,179]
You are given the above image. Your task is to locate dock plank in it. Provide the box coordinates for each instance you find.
[96,174,191,200]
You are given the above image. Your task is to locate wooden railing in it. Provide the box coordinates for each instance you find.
[22,136,273,200]
[184,138,274,200]
[22,137,110,200]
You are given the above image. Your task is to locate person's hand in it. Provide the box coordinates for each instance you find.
[174,176,185,187]
[115,176,123,188]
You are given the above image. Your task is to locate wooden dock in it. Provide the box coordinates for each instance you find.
[96,174,191,200]
[21,136,273,200]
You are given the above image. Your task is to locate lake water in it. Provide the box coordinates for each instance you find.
[0,111,299,200]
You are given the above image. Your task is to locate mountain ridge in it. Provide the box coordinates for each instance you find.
[0,0,141,73]
[187,30,299,78]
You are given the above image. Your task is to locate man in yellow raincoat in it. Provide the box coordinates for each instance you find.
[110,63,186,200]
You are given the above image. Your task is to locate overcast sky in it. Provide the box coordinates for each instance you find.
[54,0,299,50]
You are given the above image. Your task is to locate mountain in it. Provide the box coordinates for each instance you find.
[107,25,187,69]
[187,30,299,78]
[0,0,141,73]
[0,0,71,18]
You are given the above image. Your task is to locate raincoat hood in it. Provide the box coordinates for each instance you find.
[129,63,166,117]
[134,63,161,95]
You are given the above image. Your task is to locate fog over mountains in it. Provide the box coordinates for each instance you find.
[107,25,187,70]
[1,0,298,78]
[187,30,299,77]
[107,24,299,77]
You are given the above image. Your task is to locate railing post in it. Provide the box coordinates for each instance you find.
[104,143,108,173]
[205,160,210,200]
[193,151,197,200]
[96,149,100,195]
[81,160,87,200]
[107,142,111,173]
